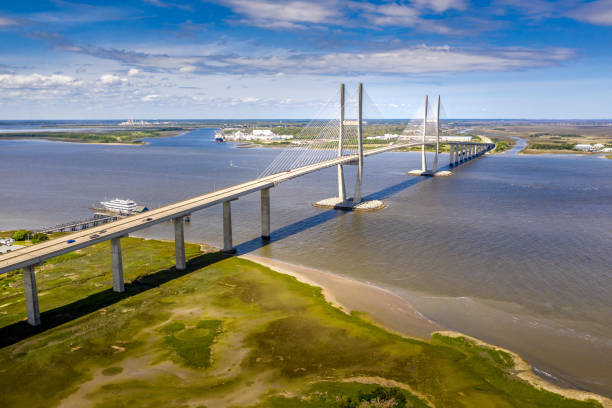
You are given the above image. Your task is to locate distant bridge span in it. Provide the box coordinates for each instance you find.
[0,83,493,326]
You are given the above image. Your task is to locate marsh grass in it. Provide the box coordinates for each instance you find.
[0,238,604,407]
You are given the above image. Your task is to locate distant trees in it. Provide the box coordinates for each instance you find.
[12,229,33,241]
[11,230,48,243]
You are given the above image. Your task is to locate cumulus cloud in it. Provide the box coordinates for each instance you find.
[127,68,141,76]
[0,73,79,88]
[99,73,127,85]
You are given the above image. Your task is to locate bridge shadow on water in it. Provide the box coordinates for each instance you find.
[0,171,439,348]
[235,175,425,253]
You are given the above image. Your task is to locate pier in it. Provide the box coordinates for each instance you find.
[36,213,118,234]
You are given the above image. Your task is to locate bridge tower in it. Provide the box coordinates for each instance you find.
[432,95,441,172]
[337,83,347,202]
[353,82,364,204]
[315,82,383,211]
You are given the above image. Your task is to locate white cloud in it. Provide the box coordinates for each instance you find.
[0,73,78,88]
[141,94,160,101]
[127,68,141,76]
[219,0,341,28]
[362,4,421,26]
[179,65,197,73]
[99,73,127,85]
[412,0,468,13]
[224,45,574,75]
[567,0,612,25]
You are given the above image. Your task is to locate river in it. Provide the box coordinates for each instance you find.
[1,128,610,396]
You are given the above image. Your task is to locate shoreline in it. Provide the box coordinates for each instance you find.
[240,253,612,407]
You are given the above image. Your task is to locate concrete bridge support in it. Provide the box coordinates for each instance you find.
[261,188,271,240]
[449,144,455,167]
[432,95,440,172]
[353,82,364,204]
[173,217,186,270]
[111,237,124,293]
[23,265,40,326]
[222,200,236,254]
[421,95,429,173]
[337,84,347,203]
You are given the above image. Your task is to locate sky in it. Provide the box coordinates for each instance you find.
[1,0,612,119]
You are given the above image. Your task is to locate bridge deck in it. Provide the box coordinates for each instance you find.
[0,141,490,274]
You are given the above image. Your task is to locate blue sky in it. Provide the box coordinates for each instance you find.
[1,0,612,119]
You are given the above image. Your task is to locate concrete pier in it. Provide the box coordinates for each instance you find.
[261,188,271,240]
[23,265,40,326]
[353,82,364,204]
[111,237,124,292]
[222,200,236,254]
[337,83,347,202]
[173,216,186,270]
[449,144,455,167]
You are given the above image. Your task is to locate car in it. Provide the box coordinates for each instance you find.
[89,234,100,240]
[143,217,153,222]
[98,229,107,233]
[67,239,76,244]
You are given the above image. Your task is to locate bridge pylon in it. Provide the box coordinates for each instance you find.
[408,94,452,177]
[313,82,384,211]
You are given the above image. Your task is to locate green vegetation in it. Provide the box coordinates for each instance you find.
[530,143,574,150]
[11,229,33,241]
[0,238,604,407]
[8,230,48,244]
[492,138,511,153]
[0,128,187,144]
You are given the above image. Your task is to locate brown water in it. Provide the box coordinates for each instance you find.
[1,129,610,396]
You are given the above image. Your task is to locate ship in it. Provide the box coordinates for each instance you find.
[215,132,225,142]
[94,198,148,215]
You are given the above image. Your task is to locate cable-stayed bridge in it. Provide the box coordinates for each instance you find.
[0,83,493,326]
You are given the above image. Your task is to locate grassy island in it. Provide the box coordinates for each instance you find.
[0,128,189,144]
[0,238,607,407]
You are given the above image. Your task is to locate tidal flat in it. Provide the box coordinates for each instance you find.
[0,238,608,407]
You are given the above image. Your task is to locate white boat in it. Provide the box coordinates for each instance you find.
[99,198,143,215]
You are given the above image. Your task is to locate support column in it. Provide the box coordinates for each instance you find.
[174,216,186,270]
[421,95,428,172]
[261,188,270,240]
[23,265,40,326]
[432,95,440,172]
[222,200,236,254]
[449,144,455,167]
[337,84,346,202]
[111,237,124,293]
[353,82,364,204]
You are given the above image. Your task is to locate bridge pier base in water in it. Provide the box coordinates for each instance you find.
[23,265,41,326]
[222,200,236,254]
[111,237,124,293]
[173,216,186,270]
[261,188,271,240]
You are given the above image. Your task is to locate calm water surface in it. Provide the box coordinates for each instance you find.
[1,129,611,396]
